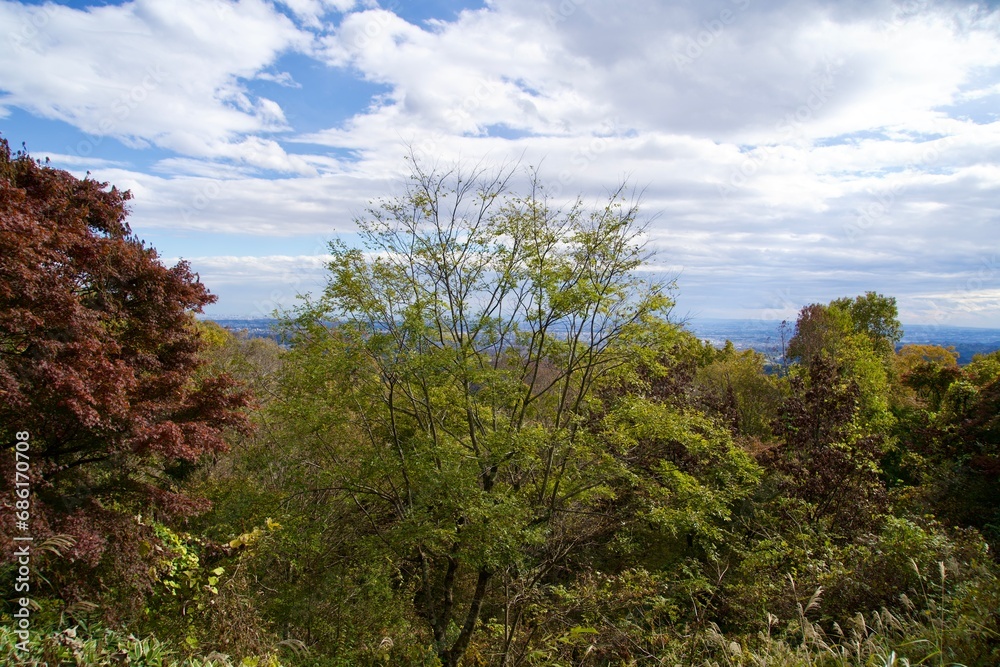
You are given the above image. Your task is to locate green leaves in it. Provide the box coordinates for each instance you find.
[272,160,679,666]
[604,396,760,556]
[789,292,901,369]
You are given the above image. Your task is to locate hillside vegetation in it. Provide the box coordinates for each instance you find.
[3,144,999,666]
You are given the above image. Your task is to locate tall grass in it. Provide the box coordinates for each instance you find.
[684,560,999,667]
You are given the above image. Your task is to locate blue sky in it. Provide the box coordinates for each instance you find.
[2,0,1000,326]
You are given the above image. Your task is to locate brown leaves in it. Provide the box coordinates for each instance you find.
[765,356,887,535]
[0,137,251,573]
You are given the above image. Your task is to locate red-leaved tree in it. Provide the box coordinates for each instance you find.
[0,138,251,611]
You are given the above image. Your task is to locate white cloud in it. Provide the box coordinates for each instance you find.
[277,0,359,27]
[84,166,375,235]
[7,0,1000,324]
[0,0,312,170]
[32,152,127,168]
[255,71,301,88]
[311,0,1000,144]
[175,253,334,281]
[166,253,335,317]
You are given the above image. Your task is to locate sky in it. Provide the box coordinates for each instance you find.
[2,0,1000,327]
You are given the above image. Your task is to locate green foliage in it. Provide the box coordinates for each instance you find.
[603,396,761,559]
[482,568,681,665]
[189,251,998,666]
[840,332,895,435]
[7,145,997,667]
[831,291,903,358]
[281,161,676,667]
[788,292,901,367]
[965,349,1000,388]
[0,624,287,667]
[694,346,785,440]
[937,378,978,423]
[145,520,219,613]
[786,302,849,365]
[194,321,284,400]
[896,344,959,371]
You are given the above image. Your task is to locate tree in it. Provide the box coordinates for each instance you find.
[896,344,962,412]
[0,139,251,607]
[282,158,673,666]
[965,349,1000,389]
[767,356,887,535]
[787,302,850,365]
[788,292,901,366]
[785,293,899,438]
[917,371,1000,550]
[693,345,785,441]
[831,291,902,358]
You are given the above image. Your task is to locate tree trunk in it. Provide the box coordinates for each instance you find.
[440,567,491,667]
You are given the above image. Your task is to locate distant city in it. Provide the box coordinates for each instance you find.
[210,318,1000,366]
[688,319,1000,365]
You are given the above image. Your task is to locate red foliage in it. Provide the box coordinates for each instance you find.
[765,356,887,535]
[0,139,252,571]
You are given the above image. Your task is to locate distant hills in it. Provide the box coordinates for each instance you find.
[684,318,1000,365]
[211,318,1000,365]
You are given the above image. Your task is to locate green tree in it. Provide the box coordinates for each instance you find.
[788,292,901,366]
[786,293,899,437]
[281,160,673,666]
[693,345,785,441]
[965,349,1000,389]
[787,302,851,365]
[896,344,962,412]
[831,291,902,358]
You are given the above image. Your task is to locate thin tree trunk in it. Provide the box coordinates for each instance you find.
[441,567,491,667]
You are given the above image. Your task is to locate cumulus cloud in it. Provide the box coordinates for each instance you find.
[311,0,999,142]
[6,0,1000,324]
[84,166,373,235]
[0,0,313,171]
[162,253,335,317]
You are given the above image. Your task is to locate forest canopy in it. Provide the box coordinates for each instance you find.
[2,149,1000,666]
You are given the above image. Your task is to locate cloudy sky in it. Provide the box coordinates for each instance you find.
[2,0,999,327]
